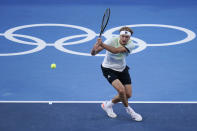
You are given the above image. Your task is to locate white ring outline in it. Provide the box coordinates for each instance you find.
[4,24,97,46]
[0,33,46,56]
[104,24,196,46]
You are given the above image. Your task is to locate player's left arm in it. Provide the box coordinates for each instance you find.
[96,38,130,54]
[100,42,128,54]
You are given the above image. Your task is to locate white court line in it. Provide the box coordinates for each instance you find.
[0,101,197,104]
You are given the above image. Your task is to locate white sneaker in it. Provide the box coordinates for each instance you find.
[126,108,143,121]
[101,101,117,118]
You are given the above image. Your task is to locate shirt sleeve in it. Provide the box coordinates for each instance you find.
[124,41,135,53]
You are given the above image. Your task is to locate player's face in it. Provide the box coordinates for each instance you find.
[120,35,130,45]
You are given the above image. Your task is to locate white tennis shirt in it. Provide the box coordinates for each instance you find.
[102,36,135,72]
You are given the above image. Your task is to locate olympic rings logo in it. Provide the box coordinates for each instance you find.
[0,23,196,56]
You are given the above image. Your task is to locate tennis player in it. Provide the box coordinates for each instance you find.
[91,27,142,121]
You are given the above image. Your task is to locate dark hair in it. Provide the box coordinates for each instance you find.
[119,27,133,35]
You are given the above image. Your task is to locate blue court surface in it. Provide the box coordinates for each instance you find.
[0,0,197,130]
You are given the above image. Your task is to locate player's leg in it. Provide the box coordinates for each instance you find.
[100,66,119,118]
[111,79,129,107]
[111,66,131,104]
[112,84,132,103]
[111,83,132,107]
[111,94,120,103]
[101,79,126,118]
[124,84,142,121]
[101,79,129,118]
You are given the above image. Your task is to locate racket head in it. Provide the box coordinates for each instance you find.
[99,8,110,37]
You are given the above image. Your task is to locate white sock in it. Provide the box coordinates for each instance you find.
[107,100,114,107]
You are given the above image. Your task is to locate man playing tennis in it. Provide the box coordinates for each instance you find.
[91,27,142,121]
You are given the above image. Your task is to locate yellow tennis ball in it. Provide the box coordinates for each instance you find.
[51,63,56,69]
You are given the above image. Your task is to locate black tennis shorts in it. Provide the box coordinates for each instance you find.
[101,65,131,85]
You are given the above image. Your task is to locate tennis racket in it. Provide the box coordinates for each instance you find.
[99,8,111,37]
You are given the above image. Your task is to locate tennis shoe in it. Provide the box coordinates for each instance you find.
[101,101,117,118]
[126,108,142,121]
